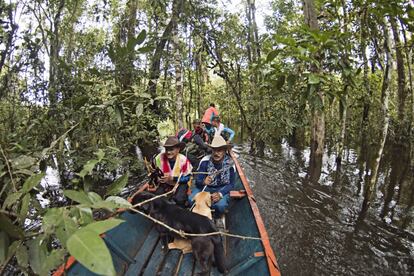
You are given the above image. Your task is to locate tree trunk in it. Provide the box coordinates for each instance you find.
[246,0,264,155]
[174,35,184,129]
[365,18,393,206]
[303,0,325,182]
[0,5,17,75]
[401,21,414,170]
[49,0,65,109]
[203,39,253,138]
[390,17,407,127]
[146,0,183,111]
[336,92,347,167]
[195,38,205,118]
[336,0,349,168]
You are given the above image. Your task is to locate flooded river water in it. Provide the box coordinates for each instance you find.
[233,142,414,275]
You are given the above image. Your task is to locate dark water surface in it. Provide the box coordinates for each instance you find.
[233,143,414,276]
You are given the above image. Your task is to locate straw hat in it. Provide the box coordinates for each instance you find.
[209,136,232,150]
[163,136,185,150]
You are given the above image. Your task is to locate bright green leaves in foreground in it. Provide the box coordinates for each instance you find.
[66,219,125,276]
[28,238,65,275]
[106,173,129,196]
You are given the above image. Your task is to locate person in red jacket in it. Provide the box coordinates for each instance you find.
[202,103,219,142]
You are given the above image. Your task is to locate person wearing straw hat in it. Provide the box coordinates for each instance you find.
[154,136,193,207]
[189,136,235,218]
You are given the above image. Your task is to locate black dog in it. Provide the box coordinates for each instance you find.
[131,192,226,275]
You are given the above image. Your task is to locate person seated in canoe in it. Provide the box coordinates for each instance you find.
[154,136,193,207]
[211,115,235,143]
[192,118,209,143]
[189,136,235,218]
[176,126,211,168]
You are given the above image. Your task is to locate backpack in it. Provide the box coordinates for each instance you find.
[176,128,193,143]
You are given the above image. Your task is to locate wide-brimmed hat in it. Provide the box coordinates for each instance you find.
[163,136,185,150]
[209,136,232,150]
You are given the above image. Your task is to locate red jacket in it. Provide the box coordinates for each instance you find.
[202,107,219,124]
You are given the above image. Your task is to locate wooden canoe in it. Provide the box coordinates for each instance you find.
[54,151,281,276]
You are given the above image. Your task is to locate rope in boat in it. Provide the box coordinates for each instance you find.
[130,152,263,241]
[129,207,264,241]
[131,172,183,208]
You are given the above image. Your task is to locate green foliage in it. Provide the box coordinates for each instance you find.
[106,173,129,196]
[0,0,413,274]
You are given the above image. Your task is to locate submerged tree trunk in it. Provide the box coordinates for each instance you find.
[336,92,348,168]
[246,0,264,156]
[303,0,325,183]
[336,0,349,168]
[390,17,409,147]
[365,18,393,206]
[358,4,372,182]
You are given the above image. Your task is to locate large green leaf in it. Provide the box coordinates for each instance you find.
[105,173,129,196]
[78,159,99,178]
[16,244,28,268]
[67,229,116,276]
[3,192,22,209]
[138,45,154,53]
[43,249,65,273]
[43,208,64,234]
[88,192,103,203]
[81,218,125,235]
[55,211,78,245]
[0,231,9,263]
[266,49,279,62]
[0,214,24,239]
[91,200,118,211]
[19,194,31,219]
[74,206,93,225]
[7,240,20,258]
[27,238,63,275]
[28,237,47,275]
[64,190,93,205]
[21,172,45,193]
[10,155,37,170]
[136,29,146,45]
[105,196,132,208]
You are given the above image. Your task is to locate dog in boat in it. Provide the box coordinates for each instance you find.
[192,191,213,220]
[168,191,213,253]
[131,192,226,274]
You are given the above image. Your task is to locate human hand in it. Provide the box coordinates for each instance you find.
[203,176,212,185]
[159,174,173,185]
[211,192,221,203]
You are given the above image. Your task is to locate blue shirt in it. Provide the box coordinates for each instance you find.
[195,156,235,195]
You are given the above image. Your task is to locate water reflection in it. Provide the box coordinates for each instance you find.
[233,142,414,275]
